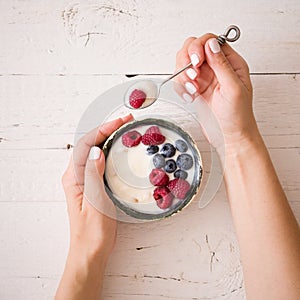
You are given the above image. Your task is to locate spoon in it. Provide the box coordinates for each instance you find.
[124,25,241,109]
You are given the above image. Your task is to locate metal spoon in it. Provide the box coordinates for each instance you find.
[124,25,241,109]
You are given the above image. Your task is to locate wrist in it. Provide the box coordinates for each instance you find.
[224,125,263,158]
[65,249,108,284]
[223,129,268,178]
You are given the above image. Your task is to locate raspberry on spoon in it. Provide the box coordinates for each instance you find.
[129,89,147,109]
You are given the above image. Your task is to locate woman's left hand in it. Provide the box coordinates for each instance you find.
[55,114,133,300]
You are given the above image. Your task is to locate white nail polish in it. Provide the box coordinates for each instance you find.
[182,93,193,103]
[190,53,200,66]
[186,68,197,80]
[209,38,221,54]
[89,146,101,160]
[185,82,197,94]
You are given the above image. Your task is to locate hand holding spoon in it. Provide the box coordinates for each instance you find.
[124,25,241,110]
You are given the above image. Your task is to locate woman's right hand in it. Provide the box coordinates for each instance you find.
[175,34,259,153]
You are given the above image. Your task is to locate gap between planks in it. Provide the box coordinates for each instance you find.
[0,72,299,77]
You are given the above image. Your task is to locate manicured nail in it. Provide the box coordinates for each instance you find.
[185,82,197,94]
[209,38,221,54]
[89,146,101,160]
[186,68,197,80]
[190,53,200,66]
[182,93,193,103]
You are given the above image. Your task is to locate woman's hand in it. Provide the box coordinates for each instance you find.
[175,34,259,152]
[55,114,133,300]
[175,34,300,300]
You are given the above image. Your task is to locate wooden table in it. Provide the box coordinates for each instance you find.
[0,1,299,299]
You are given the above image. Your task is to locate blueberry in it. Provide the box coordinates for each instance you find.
[164,159,177,173]
[146,145,159,155]
[160,143,176,158]
[175,139,188,152]
[153,154,165,168]
[174,169,188,180]
[176,154,193,170]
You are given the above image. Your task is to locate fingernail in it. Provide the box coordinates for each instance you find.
[89,146,101,160]
[182,93,193,103]
[185,82,197,94]
[209,38,221,54]
[190,53,200,66]
[186,68,197,80]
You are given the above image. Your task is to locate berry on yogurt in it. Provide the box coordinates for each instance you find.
[153,154,166,168]
[153,186,174,209]
[160,143,176,158]
[167,178,190,200]
[146,145,159,155]
[149,169,169,186]
[142,133,165,145]
[174,169,188,180]
[122,130,142,147]
[176,153,193,170]
[175,139,188,152]
[164,159,177,173]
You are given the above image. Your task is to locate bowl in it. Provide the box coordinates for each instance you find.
[102,118,203,221]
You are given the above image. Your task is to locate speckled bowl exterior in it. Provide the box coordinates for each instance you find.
[102,118,203,221]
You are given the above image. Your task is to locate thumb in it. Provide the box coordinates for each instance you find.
[84,146,105,201]
[205,38,240,89]
[83,147,115,218]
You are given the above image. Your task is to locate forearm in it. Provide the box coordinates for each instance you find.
[55,250,108,300]
[224,131,300,300]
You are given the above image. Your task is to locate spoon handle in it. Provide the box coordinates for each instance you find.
[160,25,241,87]
[160,62,192,86]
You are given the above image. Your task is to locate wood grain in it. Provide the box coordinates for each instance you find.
[0,0,299,299]
[0,0,299,74]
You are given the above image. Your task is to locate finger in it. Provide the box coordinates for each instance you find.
[221,43,252,92]
[194,62,216,96]
[83,147,116,219]
[175,37,196,84]
[73,114,133,186]
[173,80,195,103]
[204,38,250,93]
[187,33,216,67]
[176,34,216,95]
[62,154,83,213]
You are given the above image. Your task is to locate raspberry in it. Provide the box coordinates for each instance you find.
[141,133,165,145]
[121,130,142,147]
[167,178,190,199]
[149,169,169,186]
[129,89,146,108]
[145,126,161,135]
[153,186,174,209]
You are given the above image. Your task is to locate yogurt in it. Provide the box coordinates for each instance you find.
[105,124,197,214]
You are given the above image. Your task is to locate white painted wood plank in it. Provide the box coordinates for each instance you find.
[0,196,244,300]
[0,0,299,74]
[0,75,299,151]
[0,192,299,299]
